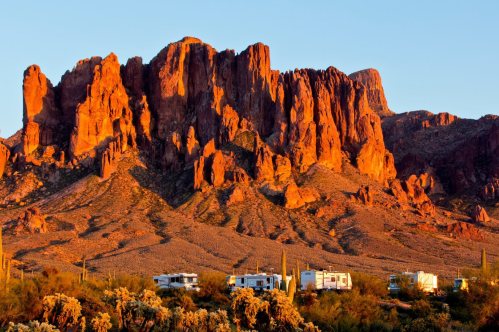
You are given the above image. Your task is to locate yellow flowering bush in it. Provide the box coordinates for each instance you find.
[7,321,59,332]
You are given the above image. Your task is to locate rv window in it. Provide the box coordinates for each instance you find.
[342,278,347,284]
[257,281,264,286]
[267,278,271,283]
[410,278,414,284]
[331,277,336,282]
[390,278,396,284]
[241,278,245,284]
[154,279,158,284]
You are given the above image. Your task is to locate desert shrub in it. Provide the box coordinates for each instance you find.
[103,288,170,331]
[301,289,384,331]
[351,272,388,298]
[90,312,112,332]
[42,293,86,332]
[411,299,432,319]
[230,287,319,331]
[198,272,230,305]
[402,313,449,332]
[6,320,59,332]
[108,274,156,294]
[158,287,198,311]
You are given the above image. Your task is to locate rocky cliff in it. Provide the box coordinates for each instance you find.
[382,111,499,194]
[12,37,396,185]
[348,69,394,118]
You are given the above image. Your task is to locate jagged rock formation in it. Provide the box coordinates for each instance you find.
[13,37,396,190]
[348,69,394,118]
[381,110,499,194]
[471,205,491,223]
[479,179,499,200]
[16,207,48,233]
[0,142,10,178]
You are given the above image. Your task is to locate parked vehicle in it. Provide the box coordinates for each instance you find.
[300,270,352,291]
[153,273,200,291]
[453,278,470,292]
[226,273,292,292]
[389,271,438,294]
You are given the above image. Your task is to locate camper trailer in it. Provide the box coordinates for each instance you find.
[227,273,292,292]
[153,273,200,291]
[300,270,352,291]
[389,271,438,294]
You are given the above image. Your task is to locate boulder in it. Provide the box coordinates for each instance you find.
[446,222,485,241]
[471,205,491,223]
[16,207,48,233]
[357,185,373,206]
[284,182,318,209]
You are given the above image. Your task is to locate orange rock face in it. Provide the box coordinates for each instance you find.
[210,150,225,187]
[193,157,205,190]
[254,136,275,182]
[70,53,136,158]
[472,205,491,223]
[348,69,393,117]
[16,37,397,187]
[0,142,10,177]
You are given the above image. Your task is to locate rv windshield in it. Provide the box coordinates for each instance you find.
[454,280,463,288]
[390,278,396,284]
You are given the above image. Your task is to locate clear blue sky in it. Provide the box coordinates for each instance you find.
[1,0,498,138]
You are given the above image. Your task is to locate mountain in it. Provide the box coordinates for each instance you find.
[0,37,497,279]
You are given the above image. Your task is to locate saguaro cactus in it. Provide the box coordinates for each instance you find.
[82,259,87,282]
[281,250,287,292]
[306,263,309,271]
[481,249,487,271]
[296,260,300,288]
[288,274,296,303]
[256,261,259,274]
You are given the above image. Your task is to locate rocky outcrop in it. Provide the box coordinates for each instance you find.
[348,69,393,118]
[389,180,408,202]
[21,65,58,155]
[17,37,397,186]
[479,180,499,200]
[210,150,225,187]
[283,182,318,209]
[357,185,373,206]
[227,186,246,205]
[70,53,136,158]
[16,207,48,233]
[446,222,485,241]
[471,205,491,223]
[185,126,201,165]
[254,136,275,181]
[0,142,10,178]
[194,157,205,190]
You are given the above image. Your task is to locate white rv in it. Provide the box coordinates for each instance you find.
[389,271,438,294]
[300,270,352,291]
[227,273,292,292]
[153,273,200,291]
